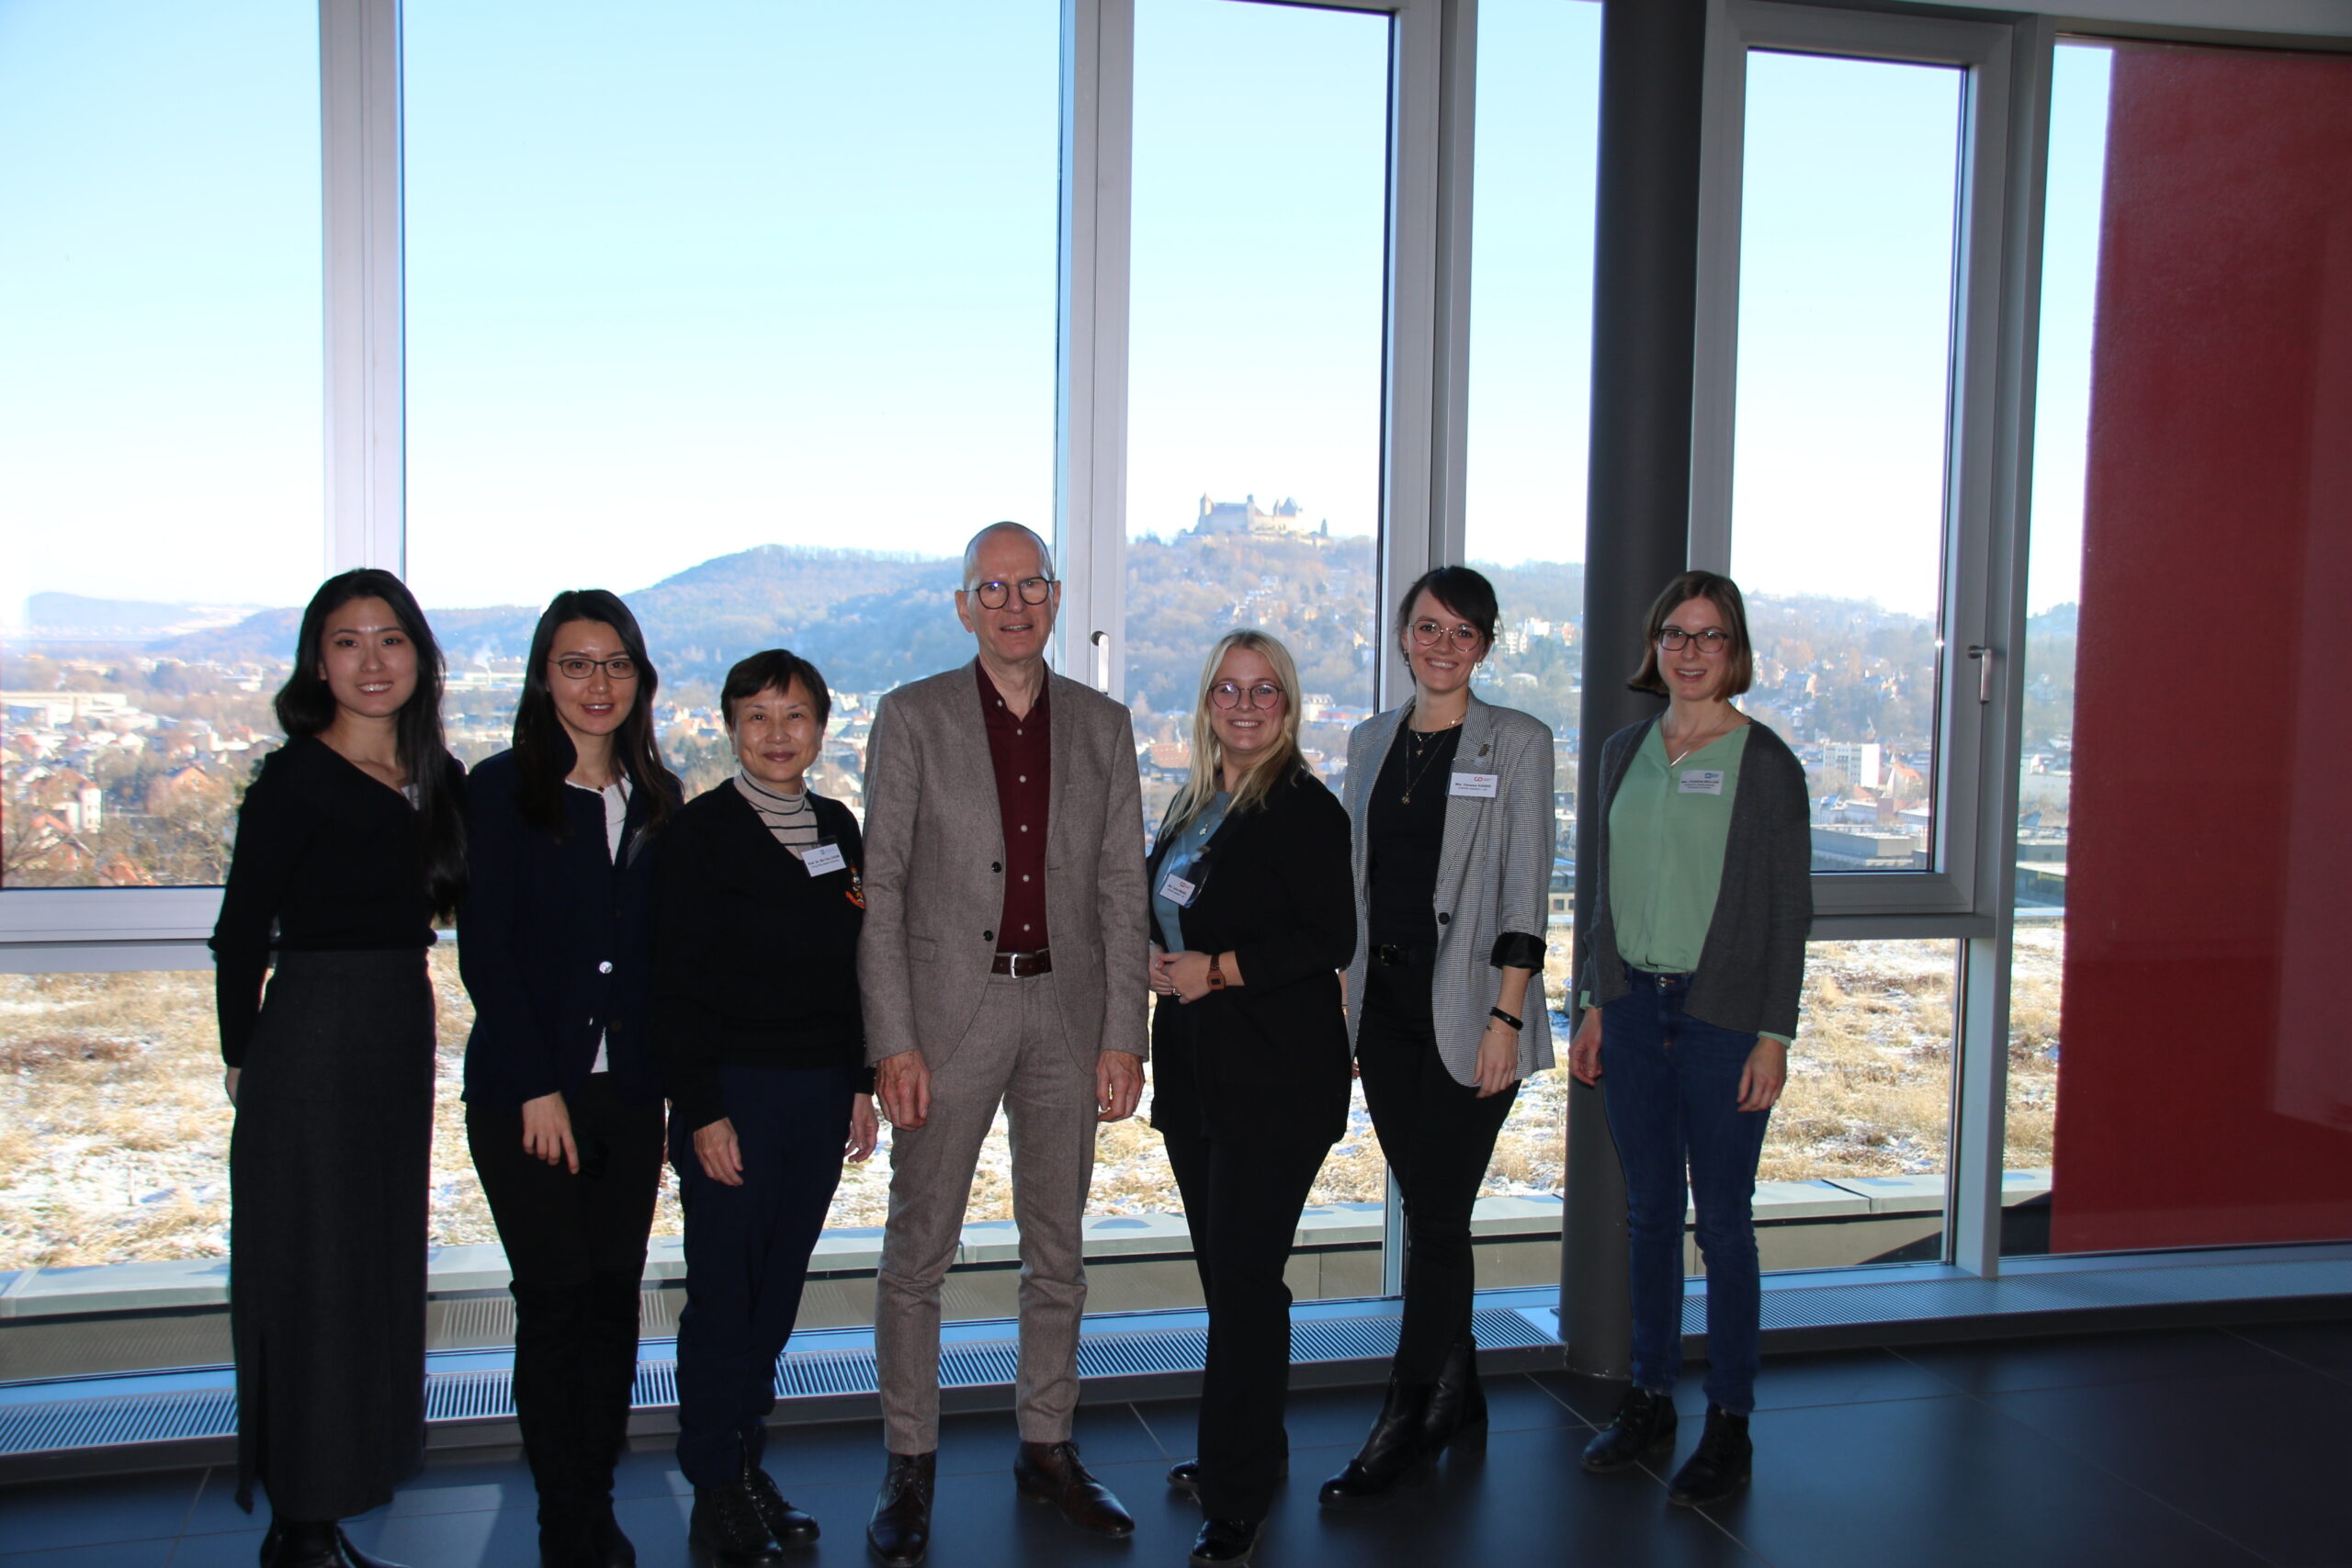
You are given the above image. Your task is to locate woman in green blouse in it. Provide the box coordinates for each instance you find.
[1566,570,1811,1508]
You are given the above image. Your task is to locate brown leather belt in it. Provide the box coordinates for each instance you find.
[990,948,1053,977]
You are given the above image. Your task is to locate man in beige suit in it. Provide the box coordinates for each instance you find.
[859,522,1148,1567]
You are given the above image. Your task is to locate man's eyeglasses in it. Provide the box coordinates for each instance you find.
[1209,681,1286,711]
[967,576,1056,609]
[553,655,639,681]
[1657,626,1733,655]
[1408,619,1482,649]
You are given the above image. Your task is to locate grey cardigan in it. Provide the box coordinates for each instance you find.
[1578,716,1812,1041]
[1343,692,1556,1086]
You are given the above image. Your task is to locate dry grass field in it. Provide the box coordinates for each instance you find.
[0,931,2066,1269]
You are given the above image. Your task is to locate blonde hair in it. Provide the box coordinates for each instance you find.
[1161,630,1306,840]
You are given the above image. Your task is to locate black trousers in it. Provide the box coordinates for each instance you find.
[468,1073,666,1518]
[671,1061,854,1488]
[1355,959,1518,1382]
[1162,1131,1329,1522]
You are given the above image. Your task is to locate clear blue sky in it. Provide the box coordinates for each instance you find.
[0,0,2102,627]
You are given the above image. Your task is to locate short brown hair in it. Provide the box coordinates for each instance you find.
[1626,570,1755,697]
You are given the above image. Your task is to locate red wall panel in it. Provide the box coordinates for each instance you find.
[2054,42,2352,1253]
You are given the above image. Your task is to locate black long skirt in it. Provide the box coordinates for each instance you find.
[230,948,434,1518]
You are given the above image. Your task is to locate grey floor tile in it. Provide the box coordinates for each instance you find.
[0,1470,201,1554]
[0,1544,175,1568]
[1985,1370,2352,1568]
[1894,1325,2290,1395]
[2230,1318,2352,1385]
[163,1531,268,1567]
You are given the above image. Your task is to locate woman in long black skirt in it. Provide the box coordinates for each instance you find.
[211,570,467,1568]
[459,590,683,1568]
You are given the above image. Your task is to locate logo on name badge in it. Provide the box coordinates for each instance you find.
[1449,772,1499,799]
[1159,871,1199,908]
[1678,770,1725,795]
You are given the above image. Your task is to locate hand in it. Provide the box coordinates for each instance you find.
[1148,944,1179,997]
[1568,1010,1603,1086]
[845,1093,880,1162]
[521,1090,580,1173]
[877,1051,932,1130]
[1163,950,1216,1003]
[222,1066,241,1106]
[1737,1038,1789,1112]
[1097,1050,1144,1122]
[1474,1020,1520,1098]
[693,1117,745,1185]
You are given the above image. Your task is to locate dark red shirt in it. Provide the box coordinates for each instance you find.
[978,663,1051,952]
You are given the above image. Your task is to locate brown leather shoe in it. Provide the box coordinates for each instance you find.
[1013,1440,1136,1536]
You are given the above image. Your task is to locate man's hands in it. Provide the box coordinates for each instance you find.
[1096,1049,1143,1122]
[521,1090,581,1173]
[877,1051,932,1129]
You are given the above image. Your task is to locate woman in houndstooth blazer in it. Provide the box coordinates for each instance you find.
[1319,566,1556,1508]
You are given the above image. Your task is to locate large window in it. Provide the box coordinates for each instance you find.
[0,0,322,891]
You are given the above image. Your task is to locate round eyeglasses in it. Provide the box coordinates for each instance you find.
[968,576,1057,609]
[1657,627,1732,655]
[1209,681,1286,710]
[553,654,639,681]
[1408,619,1482,649]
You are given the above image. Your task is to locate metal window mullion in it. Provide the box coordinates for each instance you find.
[320,0,404,580]
[1057,0,1135,696]
[1376,0,1444,716]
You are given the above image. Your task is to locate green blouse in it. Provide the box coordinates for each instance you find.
[1589,723,1791,1044]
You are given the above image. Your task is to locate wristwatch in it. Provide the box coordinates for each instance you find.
[1208,953,1227,990]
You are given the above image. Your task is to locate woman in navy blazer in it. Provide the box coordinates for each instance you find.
[1145,630,1355,1567]
[459,589,684,1568]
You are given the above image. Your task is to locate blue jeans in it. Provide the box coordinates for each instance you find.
[1600,967,1772,1414]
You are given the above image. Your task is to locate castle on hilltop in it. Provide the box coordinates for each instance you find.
[1188,493,1329,540]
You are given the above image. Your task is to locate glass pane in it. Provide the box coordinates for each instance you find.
[1462,0,1604,1289]
[1729,51,1961,874]
[1125,0,1393,1303]
[403,0,1060,813]
[1750,939,1959,1272]
[2013,39,2352,1254]
[0,0,322,890]
[404,0,1062,1329]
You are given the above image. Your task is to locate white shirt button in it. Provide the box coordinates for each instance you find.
[598,961,613,974]
[1022,874,1030,882]
[1019,774,1027,783]
[1021,824,1029,832]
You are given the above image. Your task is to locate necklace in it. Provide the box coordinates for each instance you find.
[1400,716,1461,805]
[1664,716,1740,768]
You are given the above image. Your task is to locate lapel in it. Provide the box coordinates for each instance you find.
[1350,704,1408,892]
[1044,670,1075,861]
[1434,691,1498,897]
[945,660,1008,857]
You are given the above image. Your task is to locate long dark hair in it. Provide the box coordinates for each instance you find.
[274,569,467,916]
[512,590,682,840]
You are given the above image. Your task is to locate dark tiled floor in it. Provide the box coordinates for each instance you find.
[5,1318,2348,1567]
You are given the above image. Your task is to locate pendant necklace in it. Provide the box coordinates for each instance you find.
[1400,715,1462,804]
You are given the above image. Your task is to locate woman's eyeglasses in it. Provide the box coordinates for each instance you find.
[1408,619,1482,649]
[1209,681,1286,710]
[1657,627,1732,655]
[553,655,639,681]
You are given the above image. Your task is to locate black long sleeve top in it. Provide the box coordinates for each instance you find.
[1365,723,1462,947]
[1144,766,1356,1145]
[650,781,872,1133]
[457,747,681,1111]
[209,735,460,1067]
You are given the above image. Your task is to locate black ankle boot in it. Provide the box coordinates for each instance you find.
[865,1450,935,1568]
[1190,1516,1263,1565]
[740,1439,819,1544]
[1668,1404,1752,1507]
[269,1520,410,1568]
[1317,1379,1433,1507]
[1422,1337,1488,1450]
[1581,1385,1679,1473]
[688,1479,786,1566]
[584,1499,637,1568]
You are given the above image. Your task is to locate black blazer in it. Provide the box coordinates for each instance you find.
[458,746,679,1110]
[1144,765,1356,1145]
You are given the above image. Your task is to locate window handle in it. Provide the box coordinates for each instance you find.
[1091,629,1111,694]
[1967,644,1994,704]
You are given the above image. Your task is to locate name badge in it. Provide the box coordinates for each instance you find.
[1679,770,1725,796]
[802,841,848,875]
[1450,772,1499,799]
[1159,871,1199,908]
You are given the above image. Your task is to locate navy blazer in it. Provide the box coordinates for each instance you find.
[458,746,680,1110]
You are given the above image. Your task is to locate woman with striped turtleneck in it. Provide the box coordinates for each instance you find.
[650,649,878,1567]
